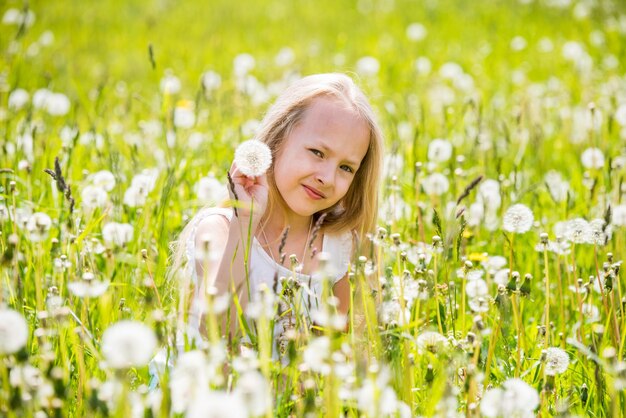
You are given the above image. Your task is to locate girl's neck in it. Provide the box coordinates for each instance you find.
[263,210,313,238]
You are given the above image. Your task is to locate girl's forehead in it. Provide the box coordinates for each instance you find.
[297,96,368,135]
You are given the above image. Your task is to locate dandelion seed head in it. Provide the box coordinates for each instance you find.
[26,212,52,242]
[0,309,29,354]
[427,138,453,163]
[160,71,181,94]
[612,204,626,227]
[466,279,488,298]
[81,185,108,211]
[234,139,272,177]
[581,147,605,169]
[502,203,534,233]
[233,53,256,78]
[380,299,411,326]
[201,70,222,92]
[545,170,570,203]
[173,103,195,129]
[68,279,109,298]
[543,347,569,375]
[480,378,539,417]
[187,390,248,418]
[406,22,427,41]
[101,320,157,369]
[102,222,134,247]
[123,185,148,207]
[302,336,331,375]
[416,331,448,354]
[422,172,450,196]
[565,218,592,244]
[90,170,116,191]
[469,296,490,313]
[170,350,212,413]
[356,56,380,77]
[8,88,29,110]
[234,370,272,417]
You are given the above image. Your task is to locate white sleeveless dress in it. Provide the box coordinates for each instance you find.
[185,208,353,352]
[150,208,352,387]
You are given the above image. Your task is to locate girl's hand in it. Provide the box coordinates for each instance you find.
[228,161,269,222]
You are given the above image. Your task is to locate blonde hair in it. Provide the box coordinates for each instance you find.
[257,73,383,236]
[171,73,383,275]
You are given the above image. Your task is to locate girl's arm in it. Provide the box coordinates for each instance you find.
[193,162,268,338]
[194,213,257,337]
[332,276,350,316]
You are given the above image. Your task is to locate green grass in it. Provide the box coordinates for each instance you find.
[1,0,626,416]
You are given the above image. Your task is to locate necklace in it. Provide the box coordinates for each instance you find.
[261,218,313,271]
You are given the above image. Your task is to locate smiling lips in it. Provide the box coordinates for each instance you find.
[302,185,325,200]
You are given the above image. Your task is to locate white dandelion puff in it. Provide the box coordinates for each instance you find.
[427,138,453,163]
[8,88,29,110]
[170,351,211,413]
[543,347,569,375]
[612,204,626,227]
[303,336,331,375]
[480,378,539,417]
[589,218,609,245]
[581,147,605,169]
[416,331,448,354]
[102,222,134,247]
[174,104,196,129]
[123,185,149,207]
[565,218,592,244]
[68,273,110,298]
[101,321,157,369]
[234,370,273,417]
[234,139,272,177]
[466,279,488,298]
[356,56,380,77]
[160,71,181,94]
[0,309,29,354]
[233,53,256,78]
[194,175,227,205]
[502,204,534,233]
[90,170,116,191]
[544,170,570,203]
[201,70,222,92]
[81,185,109,211]
[26,212,53,242]
[422,173,450,196]
[187,390,247,418]
[406,22,427,41]
[45,93,71,116]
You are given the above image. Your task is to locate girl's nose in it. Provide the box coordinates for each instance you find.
[315,165,334,186]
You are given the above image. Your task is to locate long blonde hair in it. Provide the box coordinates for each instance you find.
[257,73,383,237]
[171,73,383,276]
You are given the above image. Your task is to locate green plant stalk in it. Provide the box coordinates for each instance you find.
[555,254,567,348]
[483,315,500,388]
[433,253,443,334]
[593,245,618,347]
[543,247,551,345]
[510,293,522,378]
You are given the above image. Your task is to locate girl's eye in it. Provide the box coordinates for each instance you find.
[340,165,354,174]
[310,149,323,158]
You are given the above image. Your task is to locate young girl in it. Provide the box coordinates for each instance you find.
[174,73,384,352]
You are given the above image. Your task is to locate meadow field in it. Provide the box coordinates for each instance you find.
[1,0,626,416]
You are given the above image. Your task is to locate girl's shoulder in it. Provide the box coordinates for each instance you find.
[185,207,233,282]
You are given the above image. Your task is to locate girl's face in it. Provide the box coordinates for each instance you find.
[273,96,370,220]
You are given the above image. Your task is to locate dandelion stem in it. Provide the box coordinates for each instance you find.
[543,247,550,345]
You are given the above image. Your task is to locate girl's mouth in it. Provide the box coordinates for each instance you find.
[302,185,325,200]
